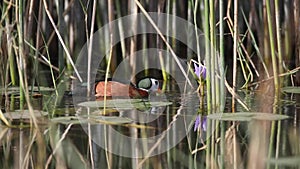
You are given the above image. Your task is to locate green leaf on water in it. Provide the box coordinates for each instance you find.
[92,116,133,124]
[51,115,133,125]
[50,116,85,125]
[267,156,300,166]
[78,99,141,108]
[0,86,54,92]
[252,113,290,120]
[207,112,290,121]
[4,110,48,119]
[78,99,172,109]
[30,86,55,92]
[0,86,55,95]
[207,113,252,121]
[282,86,300,94]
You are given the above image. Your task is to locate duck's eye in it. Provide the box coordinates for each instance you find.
[150,79,159,91]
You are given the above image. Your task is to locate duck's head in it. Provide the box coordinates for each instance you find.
[136,78,160,92]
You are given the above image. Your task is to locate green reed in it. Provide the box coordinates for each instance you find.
[266,0,279,92]
[16,0,25,108]
[274,0,283,77]
[219,0,225,167]
[203,0,211,168]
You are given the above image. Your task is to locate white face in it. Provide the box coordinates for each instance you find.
[149,78,159,91]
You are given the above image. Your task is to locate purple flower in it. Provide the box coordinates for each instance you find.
[202,116,207,131]
[194,115,207,132]
[194,115,201,132]
[194,62,206,79]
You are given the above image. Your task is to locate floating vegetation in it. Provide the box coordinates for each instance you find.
[90,116,133,124]
[282,86,300,94]
[4,110,48,120]
[0,110,48,127]
[51,115,133,125]
[207,112,290,121]
[0,86,54,94]
[50,116,85,125]
[78,99,173,110]
[267,156,300,166]
[0,0,299,168]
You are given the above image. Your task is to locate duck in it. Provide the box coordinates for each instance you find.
[95,78,160,98]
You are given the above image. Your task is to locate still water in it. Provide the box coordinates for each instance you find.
[0,85,299,169]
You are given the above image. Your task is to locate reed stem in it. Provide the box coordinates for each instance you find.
[87,0,97,97]
[274,0,283,77]
[17,0,25,108]
[219,0,225,113]
[232,0,238,113]
[204,1,212,168]
[266,0,279,91]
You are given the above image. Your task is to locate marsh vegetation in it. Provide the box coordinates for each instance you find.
[0,0,299,169]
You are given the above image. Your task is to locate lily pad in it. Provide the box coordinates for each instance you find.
[29,86,55,92]
[253,113,290,121]
[207,112,290,121]
[267,156,300,166]
[0,86,54,96]
[78,99,172,109]
[50,116,85,125]
[282,86,300,94]
[4,110,48,119]
[91,116,133,124]
[0,86,54,93]
[78,99,141,108]
[51,115,133,125]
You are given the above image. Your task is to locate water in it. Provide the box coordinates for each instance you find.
[0,87,299,169]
